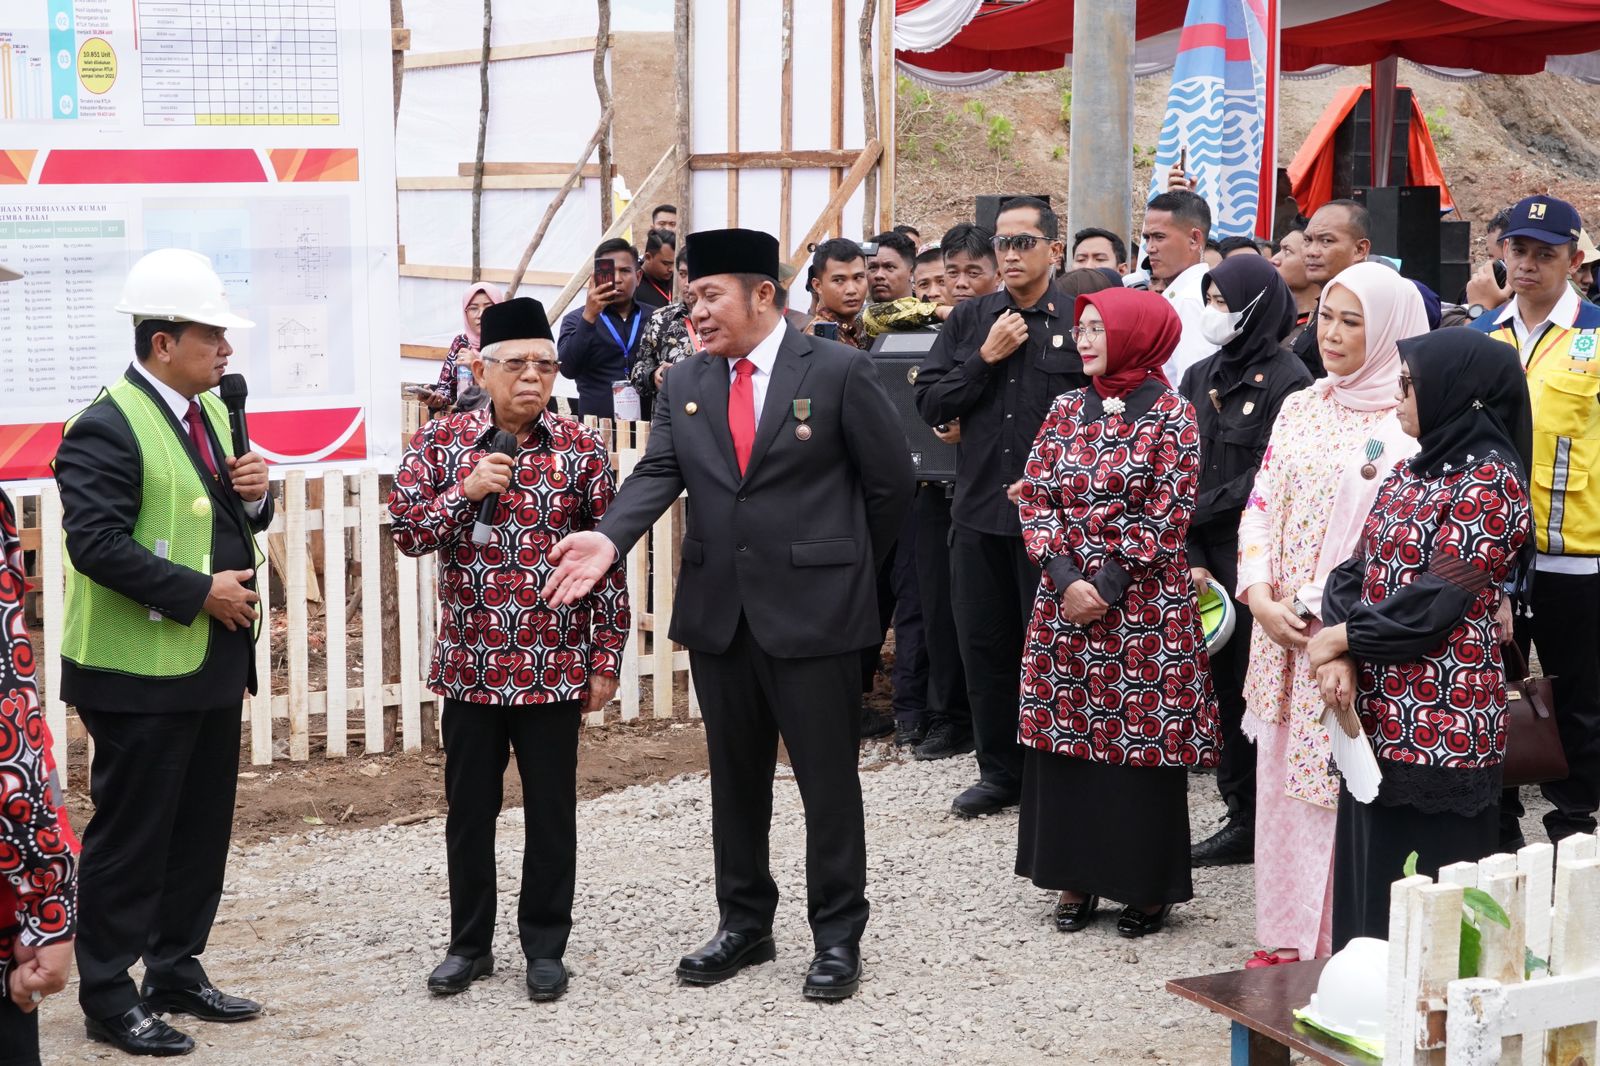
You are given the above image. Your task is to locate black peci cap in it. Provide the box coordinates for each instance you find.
[685,228,781,282]
[479,296,553,348]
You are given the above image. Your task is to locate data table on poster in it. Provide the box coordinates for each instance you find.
[139,0,340,126]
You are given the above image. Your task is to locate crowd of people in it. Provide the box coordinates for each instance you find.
[4,176,1600,1065]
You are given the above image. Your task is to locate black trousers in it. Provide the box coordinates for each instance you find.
[442,698,582,961]
[689,618,868,948]
[1189,521,1256,826]
[1503,569,1600,841]
[862,511,929,727]
[949,525,1039,794]
[75,704,241,1019]
[915,486,970,734]
[0,993,39,1066]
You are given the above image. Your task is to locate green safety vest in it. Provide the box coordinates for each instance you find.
[62,378,262,678]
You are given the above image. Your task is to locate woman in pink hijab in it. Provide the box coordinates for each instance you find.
[425,282,504,410]
[1232,262,1429,968]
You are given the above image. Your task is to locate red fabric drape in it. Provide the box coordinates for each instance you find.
[1285,86,1456,217]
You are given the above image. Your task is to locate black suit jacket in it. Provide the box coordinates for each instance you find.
[597,323,914,657]
[54,367,274,712]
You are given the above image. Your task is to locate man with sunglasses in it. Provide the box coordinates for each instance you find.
[389,296,629,1004]
[915,197,1108,818]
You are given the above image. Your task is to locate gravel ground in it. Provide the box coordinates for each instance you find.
[37,749,1555,1065]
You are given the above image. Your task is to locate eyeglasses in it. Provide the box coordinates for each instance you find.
[1071,324,1106,341]
[482,356,560,377]
[991,234,1045,254]
[1398,373,1413,398]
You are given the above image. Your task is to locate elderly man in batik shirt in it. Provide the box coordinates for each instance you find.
[389,296,629,1005]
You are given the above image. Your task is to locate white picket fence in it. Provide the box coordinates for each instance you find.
[15,420,695,786]
[1386,830,1600,1066]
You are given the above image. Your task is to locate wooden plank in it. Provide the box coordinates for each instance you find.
[360,469,385,754]
[1386,873,1441,1066]
[403,35,603,70]
[391,27,411,50]
[402,343,451,362]
[674,0,692,224]
[829,0,845,235]
[322,471,349,757]
[395,548,422,752]
[785,141,883,268]
[876,0,895,231]
[1478,868,1527,1064]
[687,149,871,171]
[38,486,67,783]
[779,0,794,253]
[251,525,274,765]
[617,446,643,723]
[1496,971,1600,1036]
[398,263,570,287]
[546,145,681,319]
[1519,842,1556,973]
[1445,979,1505,1066]
[418,552,438,740]
[285,471,311,760]
[726,0,740,227]
[651,503,676,719]
[1438,862,1478,889]
[397,174,574,191]
[1547,855,1599,1066]
[1414,883,1465,1062]
[454,162,610,178]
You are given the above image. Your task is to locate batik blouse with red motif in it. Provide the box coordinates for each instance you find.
[1,488,79,985]
[1323,454,1531,775]
[389,408,630,705]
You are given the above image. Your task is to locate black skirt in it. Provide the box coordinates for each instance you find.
[1330,782,1499,951]
[1014,746,1194,906]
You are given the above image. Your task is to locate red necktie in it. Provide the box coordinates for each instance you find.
[729,358,756,474]
[185,400,220,478]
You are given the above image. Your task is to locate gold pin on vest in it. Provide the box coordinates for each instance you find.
[685,401,699,415]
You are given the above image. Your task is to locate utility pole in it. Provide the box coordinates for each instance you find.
[1067,0,1136,247]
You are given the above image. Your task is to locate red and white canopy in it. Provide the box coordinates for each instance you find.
[896,0,1600,85]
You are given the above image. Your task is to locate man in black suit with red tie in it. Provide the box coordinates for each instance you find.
[543,228,913,1001]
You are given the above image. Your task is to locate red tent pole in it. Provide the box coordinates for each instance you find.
[1255,0,1279,240]
[1371,56,1399,187]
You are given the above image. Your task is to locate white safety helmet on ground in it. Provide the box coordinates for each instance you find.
[0,261,19,282]
[1300,937,1389,1053]
[114,248,254,329]
[1197,578,1236,654]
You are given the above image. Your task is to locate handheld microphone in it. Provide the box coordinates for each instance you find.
[218,373,250,455]
[471,428,520,546]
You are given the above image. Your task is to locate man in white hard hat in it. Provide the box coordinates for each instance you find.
[53,248,272,1056]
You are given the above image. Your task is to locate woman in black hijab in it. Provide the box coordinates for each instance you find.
[1308,329,1534,947]
[1179,253,1313,868]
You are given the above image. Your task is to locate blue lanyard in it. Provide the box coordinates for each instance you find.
[598,308,642,355]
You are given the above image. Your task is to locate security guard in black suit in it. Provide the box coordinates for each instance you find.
[544,228,914,1001]
[54,249,272,1056]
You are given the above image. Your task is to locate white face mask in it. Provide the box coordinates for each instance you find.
[1200,304,1244,346]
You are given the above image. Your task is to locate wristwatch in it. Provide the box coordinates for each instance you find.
[1466,303,1486,321]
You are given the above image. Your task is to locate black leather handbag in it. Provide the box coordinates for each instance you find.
[1501,643,1568,788]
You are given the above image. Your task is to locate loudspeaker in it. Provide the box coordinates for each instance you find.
[975,194,1053,233]
[868,331,957,482]
[1439,220,1472,301]
[1356,185,1441,292]
[1332,89,1413,199]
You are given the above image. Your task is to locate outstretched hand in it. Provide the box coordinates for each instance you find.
[542,531,618,606]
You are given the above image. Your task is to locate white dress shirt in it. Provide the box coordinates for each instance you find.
[129,360,267,518]
[1162,260,1213,387]
[727,315,787,430]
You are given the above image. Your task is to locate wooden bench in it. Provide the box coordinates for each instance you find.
[1168,960,1377,1065]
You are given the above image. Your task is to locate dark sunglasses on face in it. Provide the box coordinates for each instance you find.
[991,234,1044,254]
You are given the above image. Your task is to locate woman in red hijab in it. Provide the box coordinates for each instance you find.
[1014,288,1220,938]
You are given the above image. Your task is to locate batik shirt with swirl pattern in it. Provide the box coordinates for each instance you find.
[1,488,79,988]
[1016,382,1220,768]
[1326,455,1531,768]
[389,408,630,705]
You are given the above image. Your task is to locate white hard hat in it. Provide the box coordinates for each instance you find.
[0,262,19,282]
[1302,937,1389,1047]
[114,248,254,329]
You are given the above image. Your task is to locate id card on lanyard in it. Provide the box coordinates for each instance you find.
[599,308,642,361]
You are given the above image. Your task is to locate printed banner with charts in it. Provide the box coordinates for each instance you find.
[0,0,400,481]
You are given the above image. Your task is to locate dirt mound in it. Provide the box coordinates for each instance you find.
[896,64,1600,253]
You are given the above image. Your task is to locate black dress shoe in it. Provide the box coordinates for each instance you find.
[426,953,495,995]
[1053,895,1099,933]
[894,720,926,748]
[139,982,261,1023]
[1190,820,1254,867]
[85,1005,195,1056]
[859,708,895,739]
[914,722,974,761]
[676,930,777,986]
[526,958,568,1002]
[802,945,861,1001]
[951,781,1020,819]
[1116,904,1173,938]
